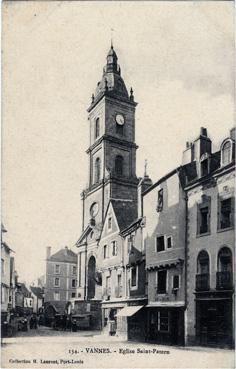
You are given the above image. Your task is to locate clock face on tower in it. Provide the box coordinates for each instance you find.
[115,114,125,126]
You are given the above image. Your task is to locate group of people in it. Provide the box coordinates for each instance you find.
[53,314,77,332]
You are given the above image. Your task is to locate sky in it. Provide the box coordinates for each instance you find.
[2,1,234,285]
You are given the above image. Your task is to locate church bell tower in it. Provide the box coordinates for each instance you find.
[81,45,139,231]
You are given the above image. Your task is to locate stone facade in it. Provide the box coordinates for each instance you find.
[44,246,77,303]
[143,169,186,345]
[185,128,235,347]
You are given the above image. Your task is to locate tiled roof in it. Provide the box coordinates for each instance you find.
[30,286,44,299]
[49,247,77,264]
[111,200,138,232]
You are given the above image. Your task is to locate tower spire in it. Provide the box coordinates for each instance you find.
[144,159,148,177]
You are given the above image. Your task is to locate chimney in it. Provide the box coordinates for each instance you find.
[46,246,51,260]
[200,127,207,137]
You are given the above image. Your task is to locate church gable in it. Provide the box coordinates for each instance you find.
[100,201,120,240]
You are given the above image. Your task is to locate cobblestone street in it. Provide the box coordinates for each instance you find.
[1,326,234,369]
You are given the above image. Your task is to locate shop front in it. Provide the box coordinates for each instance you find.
[146,305,185,346]
[195,293,233,348]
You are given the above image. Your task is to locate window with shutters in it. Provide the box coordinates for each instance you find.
[157,270,167,294]
[197,196,211,235]
[218,197,234,230]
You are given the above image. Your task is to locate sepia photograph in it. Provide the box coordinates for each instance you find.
[1,1,235,368]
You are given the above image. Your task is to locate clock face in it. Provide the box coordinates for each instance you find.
[90,202,99,218]
[116,114,125,126]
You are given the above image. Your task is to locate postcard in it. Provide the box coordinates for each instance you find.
[1,1,235,368]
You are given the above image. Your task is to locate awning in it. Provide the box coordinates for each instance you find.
[116,305,144,317]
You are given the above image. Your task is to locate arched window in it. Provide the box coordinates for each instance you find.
[95,118,100,139]
[94,157,101,183]
[196,250,210,291]
[217,247,232,289]
[115,155,123,176]
[217,247,232,272]
[197,250,209,275]
[221,140,232,166]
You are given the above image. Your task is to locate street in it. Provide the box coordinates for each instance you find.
[1,326,234,369]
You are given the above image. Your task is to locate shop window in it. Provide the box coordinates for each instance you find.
[115,155,124,176]
[72,279,76,288]
[111,241,117,256]
[95,118,100,139]
[131,266,137,288]
[55,264,60,274]
[157,270,167,294]
[218,197,234,229]
[54,277,60,287]
[158,311,169,332]
[54,292,60,301]
[156,236,165,252]
[156,189,163,212]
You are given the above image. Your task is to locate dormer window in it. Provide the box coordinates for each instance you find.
[95,118,100,139]
[200,153,210,177]
[221,140,232,166]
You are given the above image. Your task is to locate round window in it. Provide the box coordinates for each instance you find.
[90,202,99,218]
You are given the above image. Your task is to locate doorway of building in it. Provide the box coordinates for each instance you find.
[196,299,233,347]
[87,256,96,299]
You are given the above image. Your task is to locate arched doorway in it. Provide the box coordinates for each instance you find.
[87,256,96,299]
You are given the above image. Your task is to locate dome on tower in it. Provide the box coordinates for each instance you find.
[88,45,136,111]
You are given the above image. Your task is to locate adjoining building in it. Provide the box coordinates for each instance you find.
[44,246,77,323]
[184,127,235,348]
[143,167,187,346]
[1,224,17,322]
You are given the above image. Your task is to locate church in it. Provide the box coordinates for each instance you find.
[73,44,235,347]
[75,44,152,338]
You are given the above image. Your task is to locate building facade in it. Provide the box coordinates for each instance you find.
[76,45,139,303]
[143,168,187,345]
[44,246,77,306]
[185,127,235,347]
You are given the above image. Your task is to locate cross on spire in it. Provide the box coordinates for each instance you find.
[144,159,148,177]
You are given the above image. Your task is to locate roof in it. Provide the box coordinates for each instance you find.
[49,247,77,264]
[142,167,180,196]
[111,199,138,232]
[120,217,143,237]
[30,286,44,299]
[17,283,31,297]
